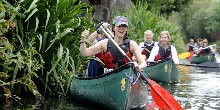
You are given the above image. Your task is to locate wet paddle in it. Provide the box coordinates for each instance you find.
[99,24,183,110]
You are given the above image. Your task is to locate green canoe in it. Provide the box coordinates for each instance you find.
[190,54,216,64]
[144,60,180,84]
[70,63,148,110]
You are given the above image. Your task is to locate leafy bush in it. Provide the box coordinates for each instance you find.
[115,1,185,52]
[0,0,94,99]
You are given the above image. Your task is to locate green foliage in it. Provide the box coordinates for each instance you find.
[115,1,185,52]
[132,0,191,15]
[170,0,220,42]
[205,1,220,33]
[0,0,94,99]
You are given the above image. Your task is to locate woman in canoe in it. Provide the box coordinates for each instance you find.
[80,16,147,73]
[186,38,195,52]
[147,31,179,65]
[138,30,158,60]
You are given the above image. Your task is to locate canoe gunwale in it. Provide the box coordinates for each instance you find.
[75,63,135,80]
[71,62,148,110]
[190,54,216,64]
[144,60,180,83]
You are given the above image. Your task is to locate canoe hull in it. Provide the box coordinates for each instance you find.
[70,63,148,110]
[190,54,216,64]
[144,60,180,84]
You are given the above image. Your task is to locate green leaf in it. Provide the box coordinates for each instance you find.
[57,44,63,60]
[45,9,50,29]
[35,17,39,32]
[42,32,48,52]
[25,8,38,22]
[16,35,24,48]
[37,34,42,51]
[26,0,38,13]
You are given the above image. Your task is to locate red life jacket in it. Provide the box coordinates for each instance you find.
[155,45,172,61]
[103,39,132,69]
[197,46,205,56]
[95,38,105,64]
[141,41,155,59]
[188,45,194,52]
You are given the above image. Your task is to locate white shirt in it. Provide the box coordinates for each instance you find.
[147,44,179,64]
[139,41,158,53]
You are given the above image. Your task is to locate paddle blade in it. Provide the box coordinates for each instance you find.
[148,79,183,110]
[178,52,191,60]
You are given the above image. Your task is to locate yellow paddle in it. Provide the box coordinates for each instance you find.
[178,52,191,60]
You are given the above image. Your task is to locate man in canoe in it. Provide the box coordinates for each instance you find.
[194,38,205,55]
[203,38,215,54]
[80,16,147,74]
[147,31,179,65]
[139,30,158,60]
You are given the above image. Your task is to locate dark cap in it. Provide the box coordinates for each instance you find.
[113,16,128,27]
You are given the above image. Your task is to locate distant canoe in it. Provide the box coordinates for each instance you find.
[190,54,216,64]
[144,60,180,84]
[70,63,149,110]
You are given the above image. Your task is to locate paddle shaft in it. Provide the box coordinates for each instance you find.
[179,63,219,68]
[99,26,180,109]
[194,44,216,52]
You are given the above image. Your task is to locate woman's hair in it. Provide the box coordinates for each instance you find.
[158,31,171,45]
[144,30,154,36]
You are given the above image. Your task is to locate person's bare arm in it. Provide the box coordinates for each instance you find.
[80,39,107,56]
[130,40,147,70]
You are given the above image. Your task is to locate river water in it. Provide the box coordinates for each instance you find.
[1,54,220,110]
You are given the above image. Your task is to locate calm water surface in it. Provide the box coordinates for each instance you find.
[1,54,220,110]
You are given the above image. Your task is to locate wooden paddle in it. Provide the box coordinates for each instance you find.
[99,24,183,110]
[178,52,191,60]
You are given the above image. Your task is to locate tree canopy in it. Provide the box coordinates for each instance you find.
[132,0,191,15]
